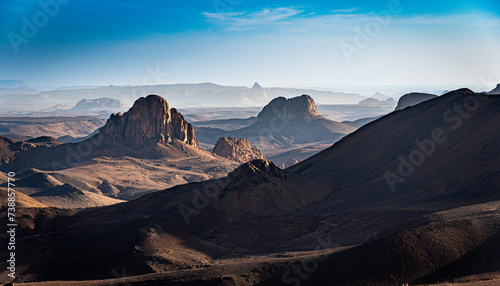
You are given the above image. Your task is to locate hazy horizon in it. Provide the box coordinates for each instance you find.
[1,79,497,99]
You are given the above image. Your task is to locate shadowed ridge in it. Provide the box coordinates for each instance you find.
[26,136,62,145]
[228,159,286,180]
[288,88,500,210]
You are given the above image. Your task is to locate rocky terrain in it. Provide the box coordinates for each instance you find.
[2,89,500,285]
[0,95,237,207]
[212,137,265,164]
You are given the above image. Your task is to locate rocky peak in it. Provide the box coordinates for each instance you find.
[212,137,265,164]
[228,159,286,181]
[99,94,198,149]
[257,94,319,122]
[252,82,263,90]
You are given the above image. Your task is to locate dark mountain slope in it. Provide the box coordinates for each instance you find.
[289,89,500,210]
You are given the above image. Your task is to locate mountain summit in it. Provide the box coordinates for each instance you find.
[252,82,263,90]
[100,94,198,149]
[257,94,319,122]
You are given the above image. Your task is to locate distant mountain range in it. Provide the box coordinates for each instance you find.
[358,97,396,107]
[0,82,368,113]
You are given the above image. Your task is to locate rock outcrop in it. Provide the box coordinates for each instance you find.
[99,94,198,149]
[212,137,265,164]
[257,94,319,122]
[395,92,437,111]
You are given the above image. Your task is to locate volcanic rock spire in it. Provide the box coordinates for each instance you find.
[100,95,198,149]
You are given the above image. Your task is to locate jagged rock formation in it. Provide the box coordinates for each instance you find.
[227,159,287,182]
[212,137,265,164]
[99,95,198,149]
[257,94,319,122]
[395,92,437,110]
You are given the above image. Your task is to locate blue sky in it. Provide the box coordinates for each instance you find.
[0,0,499,91]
